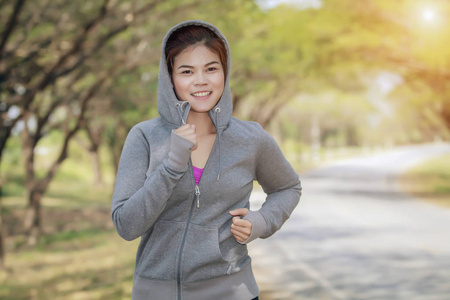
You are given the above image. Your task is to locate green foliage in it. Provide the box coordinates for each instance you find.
[28,22,55,40]
[400,153,450,207]
[36,228,113,251]
[1,173,25,198]
[1,136,25,198]
[406,153,450,182]
[1,136,22,167]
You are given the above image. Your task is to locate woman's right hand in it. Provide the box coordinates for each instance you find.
[174,124,198,151]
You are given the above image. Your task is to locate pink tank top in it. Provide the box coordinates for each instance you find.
[192,166,204,186]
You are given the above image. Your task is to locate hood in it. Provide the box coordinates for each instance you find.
[157,20,233,130]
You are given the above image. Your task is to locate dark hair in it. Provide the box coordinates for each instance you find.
[165,25,227,80]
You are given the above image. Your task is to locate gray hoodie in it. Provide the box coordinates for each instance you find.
[111,20,302,300]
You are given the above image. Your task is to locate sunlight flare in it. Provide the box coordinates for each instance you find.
[422,8,436,22]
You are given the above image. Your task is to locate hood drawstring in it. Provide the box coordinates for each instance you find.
[175,102,187,125]
[215,107,222,181]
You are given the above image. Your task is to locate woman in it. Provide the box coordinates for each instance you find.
[111,20,302,300]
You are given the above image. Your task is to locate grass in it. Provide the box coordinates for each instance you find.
[0,142,140,300]
[0,179,139,300]
[0,230,138,300]
[398,153,450,208]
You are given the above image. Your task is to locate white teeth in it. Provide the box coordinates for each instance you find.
[192,91,211,97]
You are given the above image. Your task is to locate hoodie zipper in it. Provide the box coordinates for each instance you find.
[195,185,201,208]
[176,139,221,299]
[175,106,221,299]
[175,162,208,299]
[176,182,197,300]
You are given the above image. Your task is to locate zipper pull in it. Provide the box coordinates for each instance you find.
[195,185,201,208]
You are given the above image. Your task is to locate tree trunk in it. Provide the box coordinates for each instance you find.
[107,121,128,175]
[89,148,103,187]
[0,181,5,269]
[81,122,104,187]
[0,0,27,60]
[23,189,43,246]
[76,134,104,187]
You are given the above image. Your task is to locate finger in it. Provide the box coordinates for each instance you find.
[190,141,198,151]
[190,136,199,151]
[178,124,191,130]
[229,208,249,217]
[175,124,196,135]
[232,222,252,238]
[174,124,191,133]
[231,223,251,236]
[177,128,197,144]
[231,228,250,242]
[185,124,196,134]
[231,219,249,229]
[182,132,197,140]
[232,218,252,228]
[231,219,252,232]
[184,128,197,140]
[186,124,196,133]
[231,228,249,241]
[189,135,198,148]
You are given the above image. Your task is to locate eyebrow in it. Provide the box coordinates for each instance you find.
[177,61,220,69]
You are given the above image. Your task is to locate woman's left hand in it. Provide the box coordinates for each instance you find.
[229,208,252,243]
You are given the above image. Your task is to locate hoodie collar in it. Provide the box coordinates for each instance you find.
[157,20,232,130]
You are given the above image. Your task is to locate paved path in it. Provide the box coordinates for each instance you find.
[248,143,450,300]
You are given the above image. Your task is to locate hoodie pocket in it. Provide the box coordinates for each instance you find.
[139,220,185,281]
[182,224,230,282]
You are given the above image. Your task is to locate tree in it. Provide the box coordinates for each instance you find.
[250,0,450,144]
[0,0,207,248]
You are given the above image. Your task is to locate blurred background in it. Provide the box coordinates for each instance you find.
[1,0,449,299]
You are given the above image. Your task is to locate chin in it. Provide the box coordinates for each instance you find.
[191,107,214,113]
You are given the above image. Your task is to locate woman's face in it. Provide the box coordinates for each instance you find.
[172,45,225,113]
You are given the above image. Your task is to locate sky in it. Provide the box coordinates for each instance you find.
[256,0,323,10]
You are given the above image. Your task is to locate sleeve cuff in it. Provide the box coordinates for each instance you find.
[239,210,267,244]
[167,130,195,172]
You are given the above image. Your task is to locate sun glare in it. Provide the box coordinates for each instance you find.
[422,9,436,22]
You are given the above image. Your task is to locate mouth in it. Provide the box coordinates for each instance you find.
[191,91,212,97]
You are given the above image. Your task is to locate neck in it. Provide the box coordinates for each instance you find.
[186,111,216,136]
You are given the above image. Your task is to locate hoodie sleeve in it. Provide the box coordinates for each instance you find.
[242,124,302,243]
[111,125,194,241]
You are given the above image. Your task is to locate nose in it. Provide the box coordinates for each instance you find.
[194,72,207,85]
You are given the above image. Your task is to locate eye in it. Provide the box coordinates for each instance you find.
[207,67,218,72]
[181,70,193,74]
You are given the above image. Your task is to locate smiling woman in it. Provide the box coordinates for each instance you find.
[171,45,225,114]
[111,20,301,300]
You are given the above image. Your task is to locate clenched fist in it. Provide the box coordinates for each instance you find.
[174,124,198,151]
[229,208,252,243]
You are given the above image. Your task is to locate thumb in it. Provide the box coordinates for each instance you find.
[229,208,249,217]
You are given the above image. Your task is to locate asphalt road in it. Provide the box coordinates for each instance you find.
[248,143,450,300]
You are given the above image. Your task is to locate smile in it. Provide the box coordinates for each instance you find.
[192,91,212,97]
